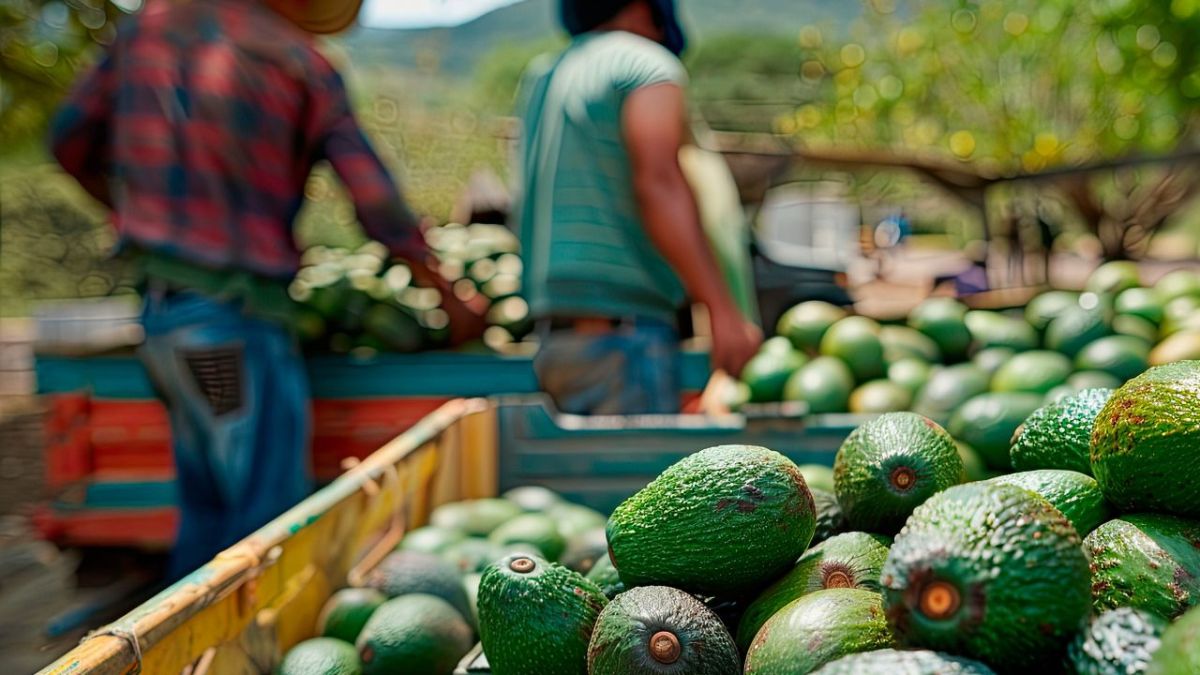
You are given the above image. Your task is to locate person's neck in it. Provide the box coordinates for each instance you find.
[595,14,659,42]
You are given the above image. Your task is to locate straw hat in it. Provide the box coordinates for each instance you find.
[263,0,363,34]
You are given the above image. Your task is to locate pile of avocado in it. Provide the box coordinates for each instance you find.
[288,223,532,355]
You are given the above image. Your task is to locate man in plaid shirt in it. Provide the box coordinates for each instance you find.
[51,0,479,577]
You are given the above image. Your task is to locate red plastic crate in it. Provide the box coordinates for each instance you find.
[311,398,450,481]
[44,394,93,489]
[89,400,173,475]
[33,504,177,549]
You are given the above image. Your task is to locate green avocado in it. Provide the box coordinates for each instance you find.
[1150,330,1200,366]
[1116,287,1165,325]
[502,485,562,513]
[849,380,913,414]
[1088,261,1142,295]
[834,413,963,535]
[821,317,887,382]
[811,649,996,674]
[1076,336,1151,381]
[1069,371,1123,391]
[558,527,609,574]
[478,554,607,675]
[547,502,608,538]
[1084,514,1200,620]
[798,464,836,493]
[431,499,522,536]
[778,301,849,354]
[1090,361,1200,517]
[990,350,1074,395]
[742,337,809,403]
[1047,305,1112,358]
[744,588,895,675]
[909,298,972,362]
[880,325,942,364]
[1027,291,1082,333]
[1068,607,1166,675]
[784,357,856,414]
[584,555,626,600]
[356,595,473,675]
[888,359,933,397]
[364,552,474,626]
[1148,604,1200,675]
[955,443,989,482]
[971,347,1016,378]
[985,470,1112,535]
[1114,314,1161,345]
[398,526,466,555]
[488,513,567,561]
[1155,269,1200,303]
[1010,388,1114,476]
[737,532,892,650]
[964,310,1039,352]
[279,638,363,675]
[881,483,1091,670]
[441,538,504,574]
[463,573,481,622]
[912,364,991,424]
[317,588,387,645]
[607,445,816,596]
[587,586,740,675]
[947,393,1043,471]
[1161,296,1200,337]
[810,488,849,545]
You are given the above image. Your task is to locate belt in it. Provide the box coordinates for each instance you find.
[540,316,640,334]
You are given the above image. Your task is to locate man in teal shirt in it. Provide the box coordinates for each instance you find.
[516,0,762,415]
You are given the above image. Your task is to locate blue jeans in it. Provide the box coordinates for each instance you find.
[533,319,681,415]
[139,290,312,579]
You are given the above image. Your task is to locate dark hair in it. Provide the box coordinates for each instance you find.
[559,0,638,36]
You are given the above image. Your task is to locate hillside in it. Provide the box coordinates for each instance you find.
[341,0,859,76]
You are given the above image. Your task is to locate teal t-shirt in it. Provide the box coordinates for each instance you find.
[515,31,688,323]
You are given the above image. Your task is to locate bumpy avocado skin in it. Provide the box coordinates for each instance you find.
[985,470,1112,536]
[835,413,963,535]
[1084,514,1200,620]
[1068,607,1166,675]
[1147,605,1200,675]
[1011,388,1114,476]
[948,393,1043,471]
[478,554,608,675]
[1090,361,1200,517]
[744,588,895,675]
[881,483,1091,672]
[811,648,996,674]
[607,445,816,596]
[737,532,891,650]
[587,586,740,675]
[810,488,848,545]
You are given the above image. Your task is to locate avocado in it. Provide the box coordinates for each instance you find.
[364,552,474,626]
[889,359,933,397]
[1116,287,1165,325]
[985,470,1112,535]
[1114,314,1161,345]
[821,317,887,382]
[1161,296,1200,337]
[558,527,608,574]
[607,445,816,596]
[1047,305,1112,358]
[1147,604,1200,675]
[964,310,1039,352]
[356,594,473,675]
[990,350,1074,395]
[784,356,856,414]
[1154,269,1200,304]
[317,588,387,645]
[972,347,1016,378]
[738,532,892,650]
[398,526,466,555]
[431,499,522,536]
[778,301,849,354]
[1010,388,1114,475]
[811,649,996,674]
[502,485,562,513]
[463,573,481,622]
[1090,361,1200,517]
[1150,330,1200,366]
[1068,607,1166,675]
[881,483,1091,670]
[585,555,626,600]
[1044,385,1078,405]
[1027,291,1082,332]
[1069,371,1124,391]
[849,380,913,414]
[280,638,362,675]
[743,588,895,675]
[810,488,849,545]
[880,325,942,365]
[1076,336,1151,381]
[742,338,809,402]
[955,443,989,482]
[1084,513,1200,620]
[947,393,1043,470]
[1088,261,1142,295]
[478,554,607,675]
[912,364,991,423]
[441,537,503,574]
[834,413,963,535]
[909,298,972,362]
[488,513,567,561]
[547,502,608,538]
[587,586,740,675]
[798,464,836,493]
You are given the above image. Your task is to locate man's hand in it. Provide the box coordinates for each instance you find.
[709,305,763,378]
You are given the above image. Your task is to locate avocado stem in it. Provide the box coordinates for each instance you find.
[918,581,962,620]
[510,557,536,574]
[824,570,853,589]
[890,466,917,491]
[649,631,682,664]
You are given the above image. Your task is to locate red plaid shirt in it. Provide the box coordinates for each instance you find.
[51,0,427,279]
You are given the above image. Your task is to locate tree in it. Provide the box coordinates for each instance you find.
[782,0,1200,259]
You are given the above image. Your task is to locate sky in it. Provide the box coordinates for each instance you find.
[361,0,524,28]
